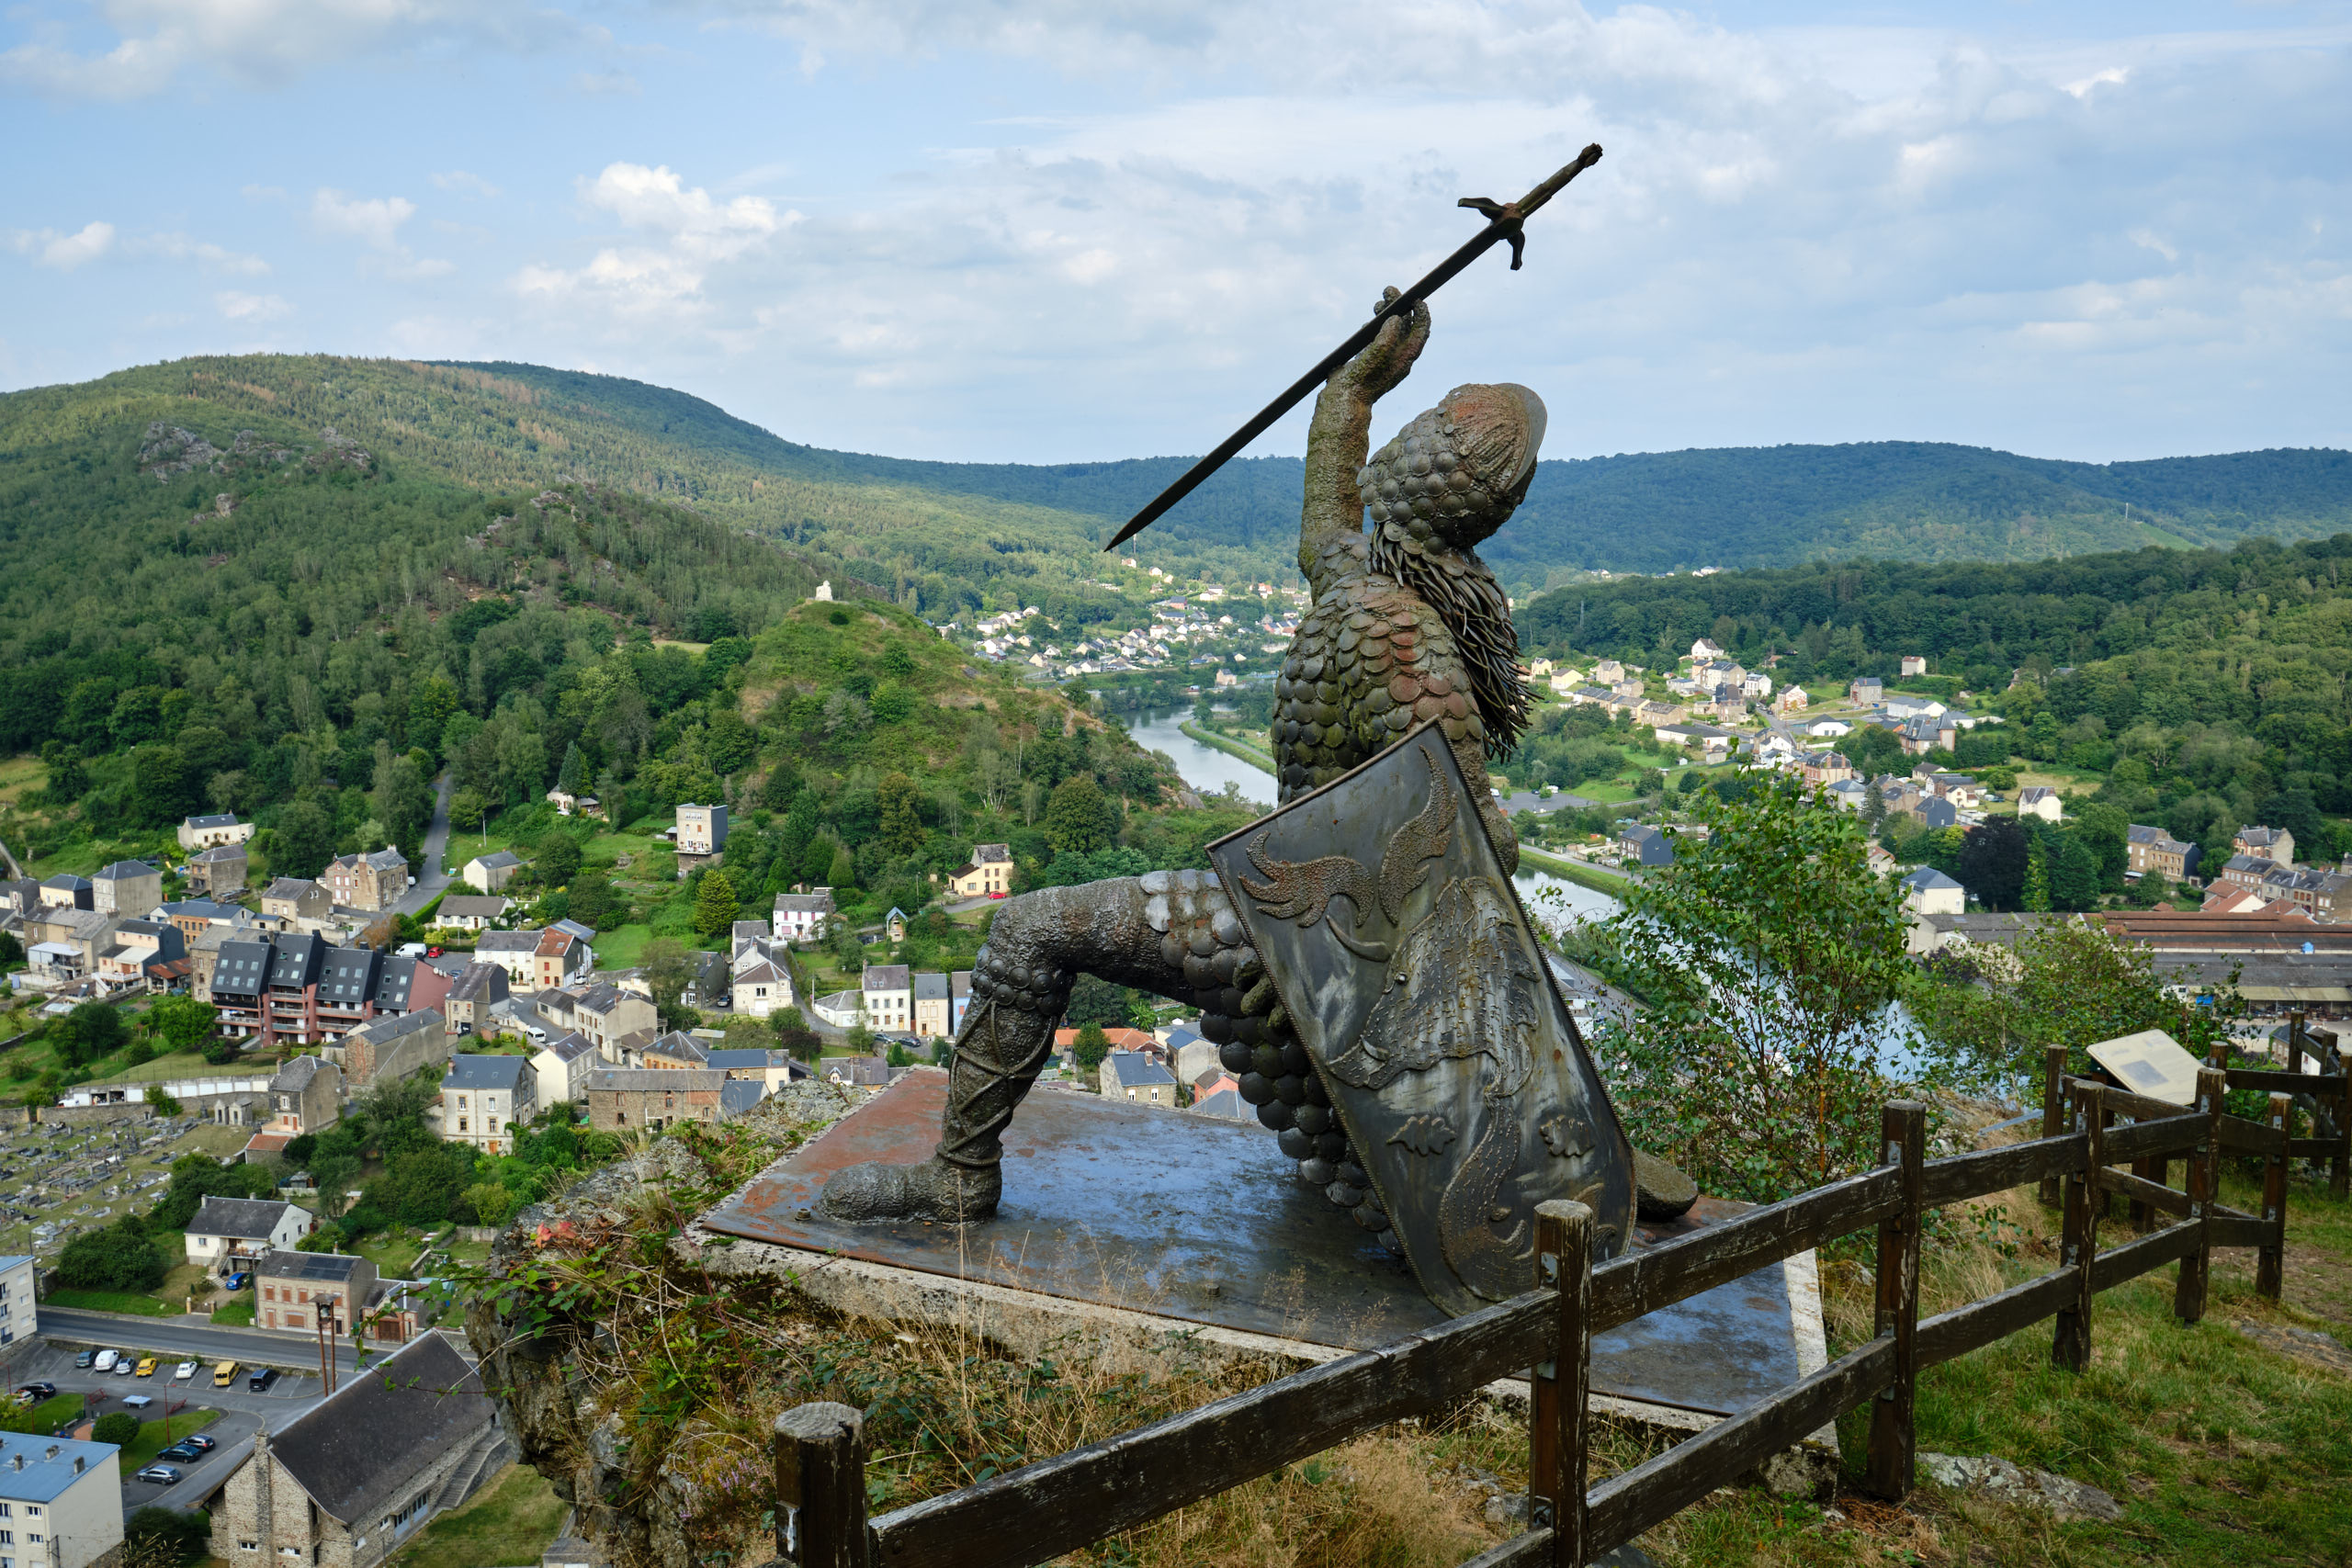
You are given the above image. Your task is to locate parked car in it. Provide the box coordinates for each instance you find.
[247,1367,279,1393]
[135,1357,157,1378]
[181,1434,216,1453]
[113,1353,137,1376]
[134,1465,181,1485]
[91,1350,118,1373]
[157,1442,202,1463]
[174,1360,198,1382]
[122,1394,153,1409]
[212,1361,238,1388]
[224,1271,251,1292]
[73,1349,96,1369]
[14,1383,55,1404]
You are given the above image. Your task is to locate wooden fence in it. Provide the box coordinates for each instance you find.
[772,1052,2344,1568]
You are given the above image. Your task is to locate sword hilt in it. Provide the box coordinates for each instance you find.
[1456,197,1526,269]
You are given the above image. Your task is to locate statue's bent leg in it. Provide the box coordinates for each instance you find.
[815,871,1397,1252]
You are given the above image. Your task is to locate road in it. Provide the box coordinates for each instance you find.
[392,773,456,917]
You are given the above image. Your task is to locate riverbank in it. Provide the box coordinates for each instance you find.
[1517,844,1633,896]
[1181,721,1278,773]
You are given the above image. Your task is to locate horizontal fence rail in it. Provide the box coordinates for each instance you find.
[778,1050,2336,1568]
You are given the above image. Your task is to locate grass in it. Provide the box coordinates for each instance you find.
[209,1298,254,1326]
[1515,844,1632,894]
[0,755,44,809]
[116,1406,220,1473]
[1181,720,1277,772]
[594,923,657,968]
[12,1392,82,1432]
[389,1461,571,1568]
[45,1287,180,1316]
[354,1232,428,1279]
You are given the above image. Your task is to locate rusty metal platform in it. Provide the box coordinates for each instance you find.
[704,1071,1808,1417]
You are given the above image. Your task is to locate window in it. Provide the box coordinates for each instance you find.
[286,1313,305,1328]
[458,1119,469,1133]
[240,1543,259,1553]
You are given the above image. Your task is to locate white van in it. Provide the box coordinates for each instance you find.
[92,1350,118,1372]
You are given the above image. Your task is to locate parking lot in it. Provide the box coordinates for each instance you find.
[9,1341,332,1516]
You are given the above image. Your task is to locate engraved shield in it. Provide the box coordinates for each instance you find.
[1209,721,1635,1317]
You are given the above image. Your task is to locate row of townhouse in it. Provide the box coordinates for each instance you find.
[207,931,455,1050]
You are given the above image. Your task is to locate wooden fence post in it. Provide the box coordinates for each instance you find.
[1865,1101,1924,1502]
[776,1402,869,1568]
[1530,1200,1592,1568]
[2286,1010,2304,1076]
[2256,1091,2290,1303]
[2053,1082,2102,1373]
[2040,1044,2068,1208]
[2328,1038,2350,1202]
[2174,1066,2225,1325]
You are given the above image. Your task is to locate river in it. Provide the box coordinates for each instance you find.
[1128,709,1622,927]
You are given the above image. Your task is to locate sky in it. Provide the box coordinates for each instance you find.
[5,1,2349,468]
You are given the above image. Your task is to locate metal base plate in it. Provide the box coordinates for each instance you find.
[704,1070,1809,1417]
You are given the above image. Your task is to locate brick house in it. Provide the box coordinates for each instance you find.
[2126,825,2202,882]
[2233,825,2294,865]
[441,964,509,1038]
[327,849,410,912]
[214,1334,495,1568]
[255,1249,375,1335]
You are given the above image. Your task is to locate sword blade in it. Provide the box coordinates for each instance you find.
[1103,142,1601,552]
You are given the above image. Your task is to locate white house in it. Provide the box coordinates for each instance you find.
[0,1430,125,1568]
[441,1055,536,1155]
[2018,786,2064,822]
[433,895,508,931]
[531,1031,600,1110]
[731,942,795,1019]
[471,930,541,986]
[0,1255,32,1347]
[862,964,912,1032]
[1900,866,1967,916]
[464,851,523,893]
[1690,637,1724,661]
[185,1197,316,1276]
[1806,718,1852,738]
[773,890,836,942]
[178,812,254,851]
[811,989,865,1029]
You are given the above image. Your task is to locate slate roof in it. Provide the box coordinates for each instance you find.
[472,851,523,870]
[536,1031,598,1065]
[185,813,242,829]
[588,1068,727,1093]
[266,1334,492,1526]
[41,874,90,892]
[272,1056,330,1094]
[347,1009,442,1047]
[446,964,506,1002]
[913,971,950,1001]
[258,1248,365,1283]
[434,895,508,920]
[187,1196,301,1239]
[1191,1087,1251,1122]
[315,945,379,1005]
[643,1030,709,1065]
[443,1055,530,1092]
[210,938,275,997]
[95,860,160,881]
[263,877,321,901]
[1901,867,1963,892]
[474,931,540,954]
[1104,1051,1177,1089]
[864,964,911,992]
[720,1079,772,1118]
[187,845,247,863]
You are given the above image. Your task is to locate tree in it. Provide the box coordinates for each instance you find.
[146,993,217,1055]
[876,772,927,855]
[144,1084,183,1117]
[125,1505,212,1567]
[1044,773,1117,855]
[93,1411,141,1449]
[272,799,335,879]
[2023,839,2052,912]
[644,937,694,1018]
[131,742,195,827]
[693,869,741,939]
[0,930,21,972]
[1072,1021,1111,1073]
[557,740,586,795]
[1588,770,1916,1201]
[464,1182,515,1226]
[534,831,582,888]
[2049,835,2101,911]
[53,1000,128,1068]
[760,762,798,812]
[1860,780,1886,837]
[825,842,858,889]
[1956,816,2028,911]
[706,707,756,774]
[777,1017,823,1065]
[57,1214,169,1291]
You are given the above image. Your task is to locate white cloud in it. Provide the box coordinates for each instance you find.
[0,0,593,99]
[9,220,118,269]
[215,290,292,321]
[132,232,269,275]
[514,163,796,316]
[313,189,417,251]
[572,69,639,96]
[431,170,503,198]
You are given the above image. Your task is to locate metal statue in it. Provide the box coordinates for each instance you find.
[816,293,1571,1264]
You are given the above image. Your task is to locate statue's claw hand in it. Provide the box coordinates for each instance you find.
[1337,286,1430,403]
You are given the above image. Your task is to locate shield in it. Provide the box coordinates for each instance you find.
[1209,721,1635,1317]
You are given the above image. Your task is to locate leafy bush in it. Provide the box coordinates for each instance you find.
[92,1411,141,1448]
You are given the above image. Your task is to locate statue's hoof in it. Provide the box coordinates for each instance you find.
[1634,1148,1700,1221]
[813,1157,1002,1224]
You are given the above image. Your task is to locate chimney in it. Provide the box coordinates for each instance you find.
[73,1455,84,1473]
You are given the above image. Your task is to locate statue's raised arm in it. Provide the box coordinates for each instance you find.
[1300,287,1431,595]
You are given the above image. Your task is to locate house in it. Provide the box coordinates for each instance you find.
[885,907,910,942]
[261,877,332,923]
[92,859,163,918]
[94,917,187,988]
[1897,713,1957,757]
[185,842,250,897]
[1900,866,1966,916]
[2126,826,2201,882]
[639,1030,712,1069]
[266,1055,342,1136]
[441,1055,536,1154]
[2233,826,2295,866]
[179,811,255,850]
[863,964,912,1032]
[24,906,118,984]
[1775,685,1810,714]
[1806,718,1851,738]
[675,803,729,876]
[823,1054,894,1089]
[1900,655,1928,677]
[729,944,794,1019]
[1913,796,1959,830]
[2017,786,2063,822]
[811,989,865,1029]
[531,1031,601,1108]
[1884,694,1948,720]
[537,982,658,1059]
[1632,700,1686,729]
[254,1248,375,1335]
[1191,1086,1252,1121]
[0,1255,31,1348]
[471,930,541,985]
[440,963,510,1038]
[1619,825,1675,867]
[951,970,973,1033]
[913,971,952,1038]
[0,1429,124,1567]
[1826,779,1869,811]
[1690,637,1724,660]
[1798,750,1855,786]
[186,1197,315,1277]
[1849,677,1883,706]
[546,788,600,818]
[432,894,508,931]
[773,889,836,942]
[1742,671,1773,700]
[38,874,93,911]
[2255,863,2352,920]
[215,1333,495,1568]
[533,926,594,989]
[1056,1026,1158,1058]
[327,849,409,912]
[334,1009,451,1089]
[586,1067,727,1132]
[1101,1050,1178,1106]
[209,933,453,1051]
[464,850,524,894]
[1592,659,1625,684]
[948,844,1014,898]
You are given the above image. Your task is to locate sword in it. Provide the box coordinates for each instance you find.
[1104,142,1603,552]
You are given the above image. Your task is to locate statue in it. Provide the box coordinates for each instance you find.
[816,292,1554,1257]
